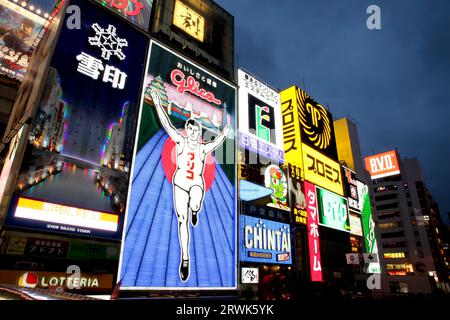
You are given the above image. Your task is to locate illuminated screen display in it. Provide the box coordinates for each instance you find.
[119,40,236,290]
[95,0,154,31]
[364,150,400,180]
[240,215,292,265]
[4,0,148,240]
[302,143,344,196]
[316,186,350,233]
[0,0,46,81]
[13,197,119,232]
[357,180,381,273]
[239,149,290,213]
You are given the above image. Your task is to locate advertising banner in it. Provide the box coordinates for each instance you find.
[287,164,307,225]
[238,69,284,165]
[304,181,322,282]
[316,186,350,233]
[292,86,338,161]
[239,150,290,213]
[357,180,381,273]
[349,211,363,236]
[302,143,343,196]
[364,150,400,180]
[342,166,360,212]
[94,0,154,31]
[119,40,236,289]
[4,0,148,240]
[0,0,46,81]
[240,215,291,265]
[241,267,258,284]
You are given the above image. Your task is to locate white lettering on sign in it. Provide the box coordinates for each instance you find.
[244,221,290,253]
[370,155,395,173]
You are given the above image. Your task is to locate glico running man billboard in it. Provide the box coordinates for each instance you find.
[0,0,46,81]
[119,40,236,289]
[4,0,148,240]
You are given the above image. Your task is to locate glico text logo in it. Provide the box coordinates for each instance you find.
[170,69,222,105]
[297,88,332,150]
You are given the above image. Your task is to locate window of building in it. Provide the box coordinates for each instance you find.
[379,222,402,230]
[381,231,405,239]
[375,194,398,202]
[383,241,407,249]
[378,212,401,220]
[376,202,399,210]
[384,252,407,259]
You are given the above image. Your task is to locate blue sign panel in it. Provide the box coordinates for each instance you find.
[240,215,292,265]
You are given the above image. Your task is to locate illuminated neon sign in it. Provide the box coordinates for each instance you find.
[170,69,221,105]
[305,181,322,281]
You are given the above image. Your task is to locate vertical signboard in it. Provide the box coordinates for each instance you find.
[119,40,236,289]
[0,124,28,220]
[287,164,307,225]
[357,180,381,273]
[280,86,343,195]
[4,0,148,240]
[304,181,322,282]
[94,0,154,31]
[240,215,292,265]
[342,166,360,212]
[238,69,284,165]
[280,86,303,171]
[316,186,350,232]
[0,0,46,81]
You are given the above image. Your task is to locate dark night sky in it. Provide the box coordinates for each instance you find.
[34,0,450,224]
[216,0,450,224]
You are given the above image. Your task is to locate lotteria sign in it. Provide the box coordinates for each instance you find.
[0,270,114,290]
[240,215,291,265]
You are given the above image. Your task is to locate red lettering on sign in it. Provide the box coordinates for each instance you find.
[170,69,222,106]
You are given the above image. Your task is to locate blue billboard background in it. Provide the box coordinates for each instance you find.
[119,130,235,288]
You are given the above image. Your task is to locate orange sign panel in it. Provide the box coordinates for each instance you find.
[365,150,400,179]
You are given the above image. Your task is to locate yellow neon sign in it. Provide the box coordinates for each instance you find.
[173,0,205,42]
[280,86,303,172]
[302,144,343,196]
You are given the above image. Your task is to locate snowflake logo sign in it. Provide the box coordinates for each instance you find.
[88,23,128,61]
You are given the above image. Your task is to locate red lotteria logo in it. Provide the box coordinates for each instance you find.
[170,69,222,106]
[101,0,144,17]
[18,272,38,288]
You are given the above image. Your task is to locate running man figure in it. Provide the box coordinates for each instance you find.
[150,88,231,282]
